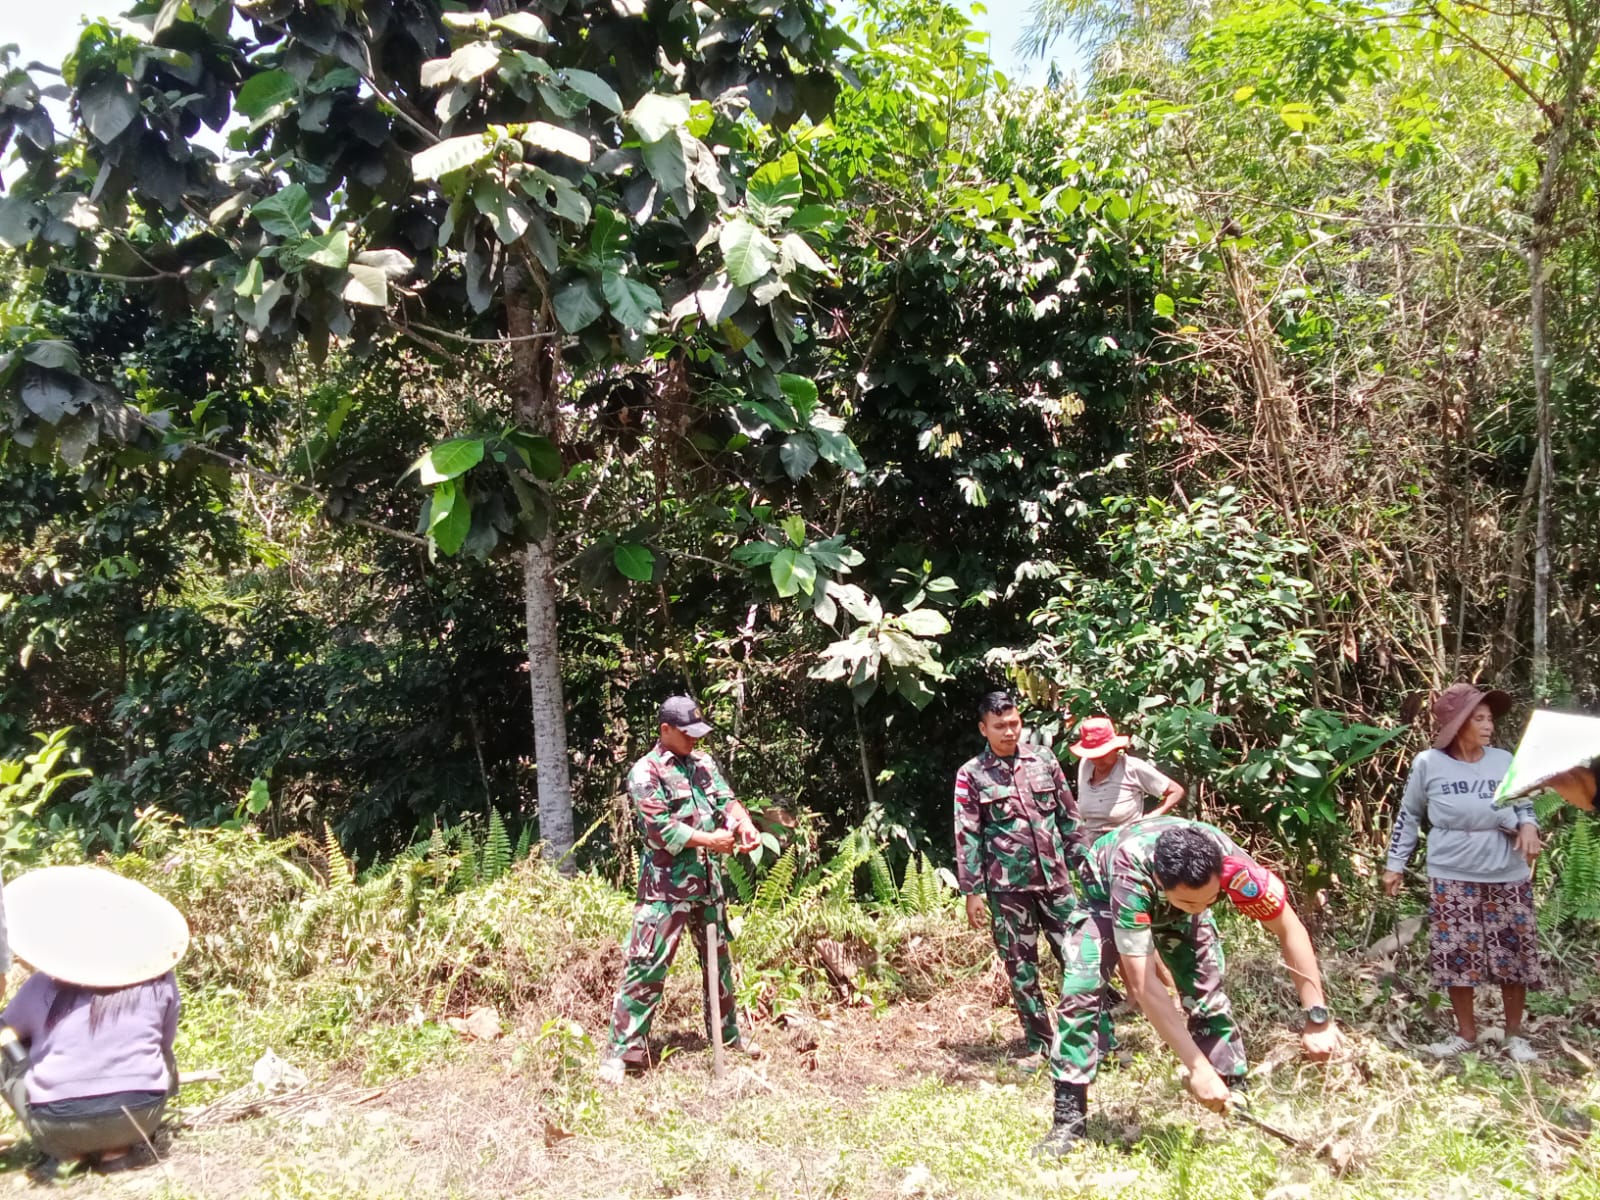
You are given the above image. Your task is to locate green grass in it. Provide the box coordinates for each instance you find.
[6,828,1600,1198]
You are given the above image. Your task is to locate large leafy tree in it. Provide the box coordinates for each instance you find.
[0,0,859,862]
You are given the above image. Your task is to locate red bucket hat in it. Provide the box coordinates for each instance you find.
[1431,682,1511,751]
[1070,717,1132,760]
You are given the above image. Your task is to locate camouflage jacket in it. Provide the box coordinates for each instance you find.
[1082,816,1289,955]
[629,744,748,903]
[953,744,1083,895]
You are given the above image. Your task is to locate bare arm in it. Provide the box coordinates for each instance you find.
[1151,779,1185,818]
[1121,951,1211,1074]
[1263,906,1343,1059]
[1263,905,1325,1009]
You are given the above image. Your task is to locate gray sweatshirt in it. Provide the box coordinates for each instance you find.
[1385,747,1536,883]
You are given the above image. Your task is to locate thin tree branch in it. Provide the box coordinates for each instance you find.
[360,69,443,147]
[1423,2,1560,122]
[46,263,183,283]
[404,318,563,345]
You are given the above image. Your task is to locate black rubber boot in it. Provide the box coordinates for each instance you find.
[1032,1081,1088,1158]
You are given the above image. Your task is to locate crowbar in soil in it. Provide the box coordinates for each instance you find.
[1226,1094,1307,1149]
[705,911,725,1080]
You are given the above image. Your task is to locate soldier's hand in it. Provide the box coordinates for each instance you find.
[734,822,761,853]
[703,829,737,855]
[1183,1063,1231,1113]
[1300,1020,1344,1061]
[965,894,987,931]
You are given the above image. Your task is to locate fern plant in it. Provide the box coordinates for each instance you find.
[481,809,512,883]
[723,857,755,905]
[1538,808,1600,930]
[868,845,900,911]
[323,822,354,889]
[1560,815,1600,921]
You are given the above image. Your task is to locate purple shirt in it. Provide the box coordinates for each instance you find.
[1,972,179,1104]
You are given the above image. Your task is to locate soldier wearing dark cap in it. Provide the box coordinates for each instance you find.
[954,691,1086,1068]
[598,696,761,1084]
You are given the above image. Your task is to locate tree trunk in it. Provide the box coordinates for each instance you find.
[524,536,575,865]
[1522,26,1600,698]
[1529,240,1553,698]
[506,258,576,867]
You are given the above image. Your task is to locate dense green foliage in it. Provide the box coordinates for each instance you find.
[1,0,1598,911]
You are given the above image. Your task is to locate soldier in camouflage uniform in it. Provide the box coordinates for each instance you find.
[1033,816,1345,1156]
[954,692,1085,1065]
[598,696,762,1084]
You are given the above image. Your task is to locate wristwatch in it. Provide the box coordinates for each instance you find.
[1304,1005,1330,1027]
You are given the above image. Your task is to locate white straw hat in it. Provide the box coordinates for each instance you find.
[6,866,189,988]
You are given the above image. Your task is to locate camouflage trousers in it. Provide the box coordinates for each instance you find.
[986,890,1079,1054]
[1050,907,1245,1085]
[606,899,739,1062]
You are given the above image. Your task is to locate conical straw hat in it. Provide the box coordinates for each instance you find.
[6,866,189,988]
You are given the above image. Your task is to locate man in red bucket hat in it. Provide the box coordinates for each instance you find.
[1069,717,1186,841]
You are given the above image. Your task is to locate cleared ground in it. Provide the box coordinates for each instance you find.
[2,934,1597,1200]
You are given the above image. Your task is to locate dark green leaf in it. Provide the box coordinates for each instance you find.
[429,480,472,555]
[746,153,802,227]
[771,547,817,597]
[811,426,865,473]
[720,219,778,286]
[291,228,349,270]
[412,133,494,181]
[253,184,313,238]
[244,776,271,815]
[19,369,78,422]
[641,131,689,208]
[738,398,799,432]
[696,278,745,325]
[553,277,604,332]
[0,197,44,247]
[602,270,661,333]
[235,257,265,297]
[613,542,655,581]
[22,341,80,372]
[506,431,563,479]
[778,433,819,480]
[416,437,485,484]
[590,206,628,265]
[628,92,691,142]
[778,374,818,421]
[732,542,779,566]
[557,68,621,114]
[475,180,531,243]
[235,69,297,119]
[491,11,552,41]
[80,77,140,144]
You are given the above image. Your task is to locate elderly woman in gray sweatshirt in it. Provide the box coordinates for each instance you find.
[1382,683,1542,1063]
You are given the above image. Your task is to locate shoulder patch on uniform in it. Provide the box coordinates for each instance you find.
[1221,854,1287,922]
[1133,911,1151,925]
